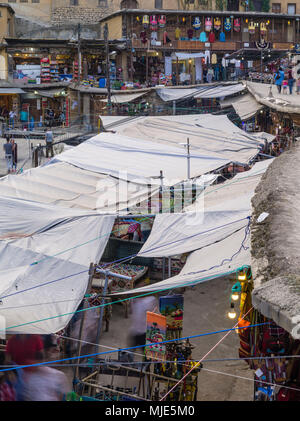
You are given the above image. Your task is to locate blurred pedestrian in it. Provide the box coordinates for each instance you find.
[11,138,17,172]
[5,334,44,367]
[287,68,295,94]
[45,128,54,158]
[274,67,284,93]
[3,137,13,174]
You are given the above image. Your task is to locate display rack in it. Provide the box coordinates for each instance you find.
[40,57,51,83]
[50,60,60,82]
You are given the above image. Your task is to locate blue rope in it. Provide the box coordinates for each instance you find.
[0,322,269,373]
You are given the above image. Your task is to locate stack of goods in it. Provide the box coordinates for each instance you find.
[40,57,51,83]
[248,72,274,83]
[50,60,59,82]
[73,61,79,81]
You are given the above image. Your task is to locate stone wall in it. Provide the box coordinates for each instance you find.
[51,6,114,25]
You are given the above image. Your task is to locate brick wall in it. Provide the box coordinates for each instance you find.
[51,6,114,25]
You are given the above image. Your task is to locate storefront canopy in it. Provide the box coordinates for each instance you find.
[220,93,263,121]
[0,196,114,334]
[174,52,205,60]
[34,89,67,98]
[138,159,273,258]
[0,88,25,94]
[156,83,245,102]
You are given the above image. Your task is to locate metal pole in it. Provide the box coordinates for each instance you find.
[187,137,190,179]
[260,49,263,81]
[94,270,109,354]
[74,263,95,382]
[173,100,176,115]
[104,23,112,116]
[168,257,171,278]
[77,23,81,122]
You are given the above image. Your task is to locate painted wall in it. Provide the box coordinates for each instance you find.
[0,6,15,38]
[2,0,51,23]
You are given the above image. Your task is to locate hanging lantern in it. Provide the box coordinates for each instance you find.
[150,15,158,30]
[158,15,166,28]
[182,17,186,23]
[205,17,212,32]
[136,16,140,22]
[233,18,241,32]
[260,22,267,35]
[224,17,232,32]
[248,21,255,34]
[214,17,221,31]
[193,16,201,30]
[142,15,149,28]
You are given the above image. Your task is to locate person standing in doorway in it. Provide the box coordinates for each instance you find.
[274,67,284,93]
[45,128,54,158]
[3,137,13,174]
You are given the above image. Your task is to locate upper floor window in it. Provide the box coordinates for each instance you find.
[272,3,281,13]
[155,0,163,8]
[287,3,296,14]
[70,0,79,5]
[32,0,40,3]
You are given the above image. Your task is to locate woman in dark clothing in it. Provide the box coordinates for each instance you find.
[11,139,17,172]
[287,68,295,95]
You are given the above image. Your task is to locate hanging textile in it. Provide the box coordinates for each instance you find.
[224,17,231,31]
[145,312,167,361]
[234,18,241,32]
[142,15,149,28]
[193,17,201,30]
[208,32,215,43]
[211,53,217,64]
[159,295,184,340]
[187,28,194,39]
[205,17,212,32]
[219,31,225,42]
[195,57,202,82]
[158,15,166,28]
[165,56,172,76]
[214,17,221,30]
[200,31,207,42]
[150,15,158,30]
[248,21,255,34]
[175,27,181,39]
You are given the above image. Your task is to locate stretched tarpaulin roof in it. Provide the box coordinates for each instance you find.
[48,132,231,186]
[34,89,66,98]
[0,196,114,334]
[156,83,245,102]
[112,228,251,296]
[101,92,149,104]
[220,93,263,120]
[0,162,159,213]
[113,114,264,165]
[138,159,273,258]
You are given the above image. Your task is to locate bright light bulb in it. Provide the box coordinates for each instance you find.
[231,293,239,301]
[228,310,237,319]
[238,274,247,281]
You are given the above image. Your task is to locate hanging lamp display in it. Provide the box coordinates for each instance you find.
[205,17,212,32]
[150,15,158,30]
[158,15,166,28]
[233,18,241,32]
[260,22,267,35]
[224,17,232,31]
[143,15,149,28]
[193,16,201,30]
[248,21,256,34]
[214,17,221,31]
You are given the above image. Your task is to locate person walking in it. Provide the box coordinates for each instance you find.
[11,138,18,173]
[287,68,295,95]
[3,137,13,174]
[45,128,54,158]
[274,67,285,93]
[9,110,16,129]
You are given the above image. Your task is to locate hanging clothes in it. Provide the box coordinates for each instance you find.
[205,17,212,32]
[211,53,217,64]
[219,31,225,42]
[224,17,231,32]
[163,31,171,44]
[151,31,158,45]
[193,17,201,30]
[165,56,172,76]
[204,50,210,64]
[187,29,194,39]
[175,27,181,39]
[208,32,215,43]
[140,31,148,44]
[195,57,202,82]
[200,31,207,42]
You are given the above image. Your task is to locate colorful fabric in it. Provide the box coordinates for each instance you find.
[159,295,184,339]
[0,382,16,401]
[145,312,166,361]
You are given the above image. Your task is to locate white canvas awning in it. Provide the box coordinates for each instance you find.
[156,84,245,102]
[0,88,25,94]
[220,93,263,120]
[138,159,273,258]
[174,52,205,60]
[48,132,231,185]
[112,228,251,296]
[112,114,266,165]
[0,196,114,334]
[0,162,159,213]
[101,92,148,104]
